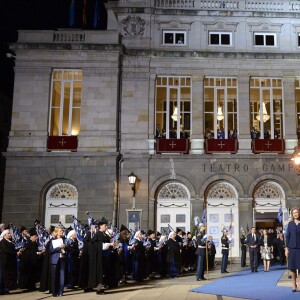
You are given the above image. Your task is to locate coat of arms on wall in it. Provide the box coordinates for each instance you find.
[121,16,145,37]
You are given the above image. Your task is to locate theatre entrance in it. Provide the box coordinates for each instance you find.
[44,182,78,229]
[156,182,191,234]
[253,181,286,230]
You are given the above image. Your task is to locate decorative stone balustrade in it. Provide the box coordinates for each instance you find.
[152,0,300,12]
[53,32,85,43]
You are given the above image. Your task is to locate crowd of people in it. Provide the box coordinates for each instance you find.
[0,208,300,295]
[155,124,189,139]
[0,218,216,296]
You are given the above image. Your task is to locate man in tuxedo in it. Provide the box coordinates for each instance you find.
[246,227,260,272]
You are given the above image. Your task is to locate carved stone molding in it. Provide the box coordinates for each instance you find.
[203,20,238,32]
[207,182,238,199]
[15,67,51,75]
[46,183,78,200]
[248,22,283,33]
[121,16,146,37]
[82,68,118,76]
[254,182,284,199]
[158,182,190,200]
[156,18,193,30]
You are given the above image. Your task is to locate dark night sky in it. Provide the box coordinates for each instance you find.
[0,0,107,97]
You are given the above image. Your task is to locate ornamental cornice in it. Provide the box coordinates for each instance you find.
[202,20,238,32]
[82,68,119,76]
[248,22,283,32]
[14,66,51,75]
[156,18,193,30]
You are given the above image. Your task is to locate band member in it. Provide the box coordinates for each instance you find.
[221,229,230,273]
[240,230,247,267]
[195,224,207,281]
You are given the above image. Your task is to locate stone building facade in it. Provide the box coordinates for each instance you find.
[3,0,300,257]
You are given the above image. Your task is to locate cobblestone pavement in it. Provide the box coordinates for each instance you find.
[1,264,292,300]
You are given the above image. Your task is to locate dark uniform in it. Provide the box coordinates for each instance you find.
[195,230,207,281]
[221,232,230,273]
[240,232,247,267]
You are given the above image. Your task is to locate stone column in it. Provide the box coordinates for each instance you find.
[238,75,252,154]
[283,76,298,153]
[191,75,204,154]
[148,74,156,154]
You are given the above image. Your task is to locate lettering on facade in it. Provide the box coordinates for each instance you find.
[202,163,293,173]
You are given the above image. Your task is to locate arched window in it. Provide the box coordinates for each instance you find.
[157,182,191,234]
[45,183,78,228]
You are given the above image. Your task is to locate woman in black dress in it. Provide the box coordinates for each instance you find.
[0,230,18,294]
[166,231,181,278]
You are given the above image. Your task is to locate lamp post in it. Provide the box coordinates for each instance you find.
[128,172,137,209]
[291,146,300,175]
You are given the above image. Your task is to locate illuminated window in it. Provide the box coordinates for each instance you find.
[250,78,283,139]
[49,70,82,136]
[204,77,238,139]
[155,76,191,138]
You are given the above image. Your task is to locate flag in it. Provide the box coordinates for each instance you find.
[168,224,175,233]
[93,0,100,28]
[201,209,206,224]
[82,0,87,27]
[277,206,283,223]
[229,208,233,231]
[11,224,21,242]
[87,211,93,228]
[69,0,75,27]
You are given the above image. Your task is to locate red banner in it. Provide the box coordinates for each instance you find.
[156,138,189,154]
[47,136,78,152]
[205,139,238,154]
[252,139,284,154]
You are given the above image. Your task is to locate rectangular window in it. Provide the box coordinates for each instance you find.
[49,70,82,136]
[298,34,300,47]
[254,33,276,47]
[250,77,283,139]
[155,76,191,139]
[163,31,186,45]
[204,77,238,139]
[209,32,232,46]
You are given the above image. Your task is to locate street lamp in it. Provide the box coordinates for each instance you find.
[128,172,137,209]
[291,146,300,175]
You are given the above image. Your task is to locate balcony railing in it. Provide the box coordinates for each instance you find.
[252,139,284,154]
[205,139,238,154]
[47,136,78,151]
[156,138,189,154]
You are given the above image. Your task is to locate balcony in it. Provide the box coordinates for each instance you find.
[205,139,238,154]
[47,136,78,152]
[156,138,189,154]
[252,139,284,154]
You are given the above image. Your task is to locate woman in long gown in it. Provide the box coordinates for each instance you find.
[259,229,273,272]
[285,207,300,292]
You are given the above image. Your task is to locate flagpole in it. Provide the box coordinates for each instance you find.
[203,208,209,280]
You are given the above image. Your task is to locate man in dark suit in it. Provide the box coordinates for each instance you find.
[246,227,260,272]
